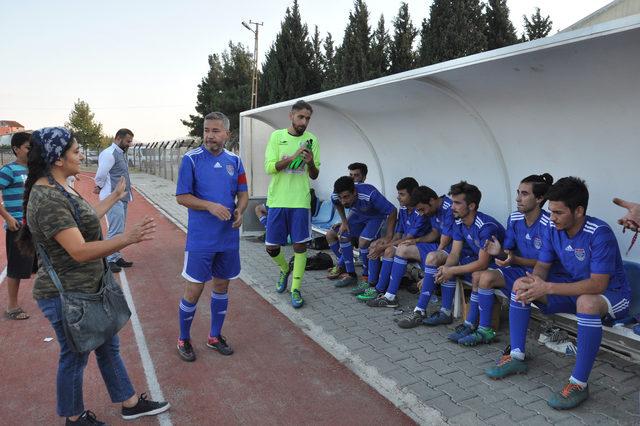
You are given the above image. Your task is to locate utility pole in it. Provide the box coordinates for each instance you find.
[242,20,263,109]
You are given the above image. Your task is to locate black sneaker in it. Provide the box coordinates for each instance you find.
[115,258,134,268]
[207,335,234,355]
[66,411,105,425]
[121,393,170,420]
[397,310,427,329]
[108,262,122,273]
[177,339,196,362]
[366,294,399,308]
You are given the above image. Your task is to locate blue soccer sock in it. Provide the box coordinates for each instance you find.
[341,242,355,273]
[259,215,267,227]
[440,280,456,315]
[179,298,197,341]
[368,258,381,284]
[329,241,342,262]
[416,265,437,311]
[570,314,602,384]
[509,291,531,360]
[209,291,228,339]
[464,291,479,326]
[478,288,495,329]
[359,248,369,277]
[375,258,394,292]
[385,256,408,297]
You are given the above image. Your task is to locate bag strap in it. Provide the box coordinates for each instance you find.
[36,242,66,295]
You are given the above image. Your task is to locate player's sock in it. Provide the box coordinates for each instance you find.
[464,291,479,327]
[570,314,602,384]
[209,291,228,338]
[271,251,289,273]
[440,280,456,315]
[368,257,381,284]
[416,265,437,310]
[179,298,197,341]
[478,288,495,329]
[359,248,369,276]
[385,256,408,296]
[291,251,307,291]
[341,242,355,273]
[374,257,393,292]
[509,291,531,360]
[329,241,341,261]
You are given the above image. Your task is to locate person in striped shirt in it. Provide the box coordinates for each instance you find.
[0,132,36,320]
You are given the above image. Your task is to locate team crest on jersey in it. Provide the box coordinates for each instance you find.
[534,237,542,250]
[574,248,586,261]
[226,164,234,176]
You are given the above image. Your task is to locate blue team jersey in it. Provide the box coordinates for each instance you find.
[538,216,630,294]
[432,195,454,237]
[0,162,27,222]
[452,211,506,259]
[331,183,395,219]
[395,207,431,237]
[176,148,248,252]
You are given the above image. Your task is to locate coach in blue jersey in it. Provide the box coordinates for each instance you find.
[486,177,631,410]
[175,112,248,362]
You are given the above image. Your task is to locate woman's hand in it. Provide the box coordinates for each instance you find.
[125,216,156,244]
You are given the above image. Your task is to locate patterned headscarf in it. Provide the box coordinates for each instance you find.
[31,127,73,165]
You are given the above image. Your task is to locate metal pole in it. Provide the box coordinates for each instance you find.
[242,20,263,109]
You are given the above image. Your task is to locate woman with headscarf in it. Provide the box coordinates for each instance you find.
[18,127,170,425]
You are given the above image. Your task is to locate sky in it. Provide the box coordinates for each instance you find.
[0,0,614,142]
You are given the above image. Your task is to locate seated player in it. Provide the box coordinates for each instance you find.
[458,174,563,346]
[485,177,631,410]
[326,176,397,288]
[352,177,428,298]
[397,181,505,329]
[359,185,445,306]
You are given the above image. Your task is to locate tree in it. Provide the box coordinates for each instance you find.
[485,0,518,50]
[419,0,488,66]
[336,0,372,86]
[258,0,321,106]
[322,33,340,90]
[310,26,324,93]
[66,99,103,151]
[181,42,253,140]
[369,15,390,79]
[389,3,417,74]
[523,7,552,41]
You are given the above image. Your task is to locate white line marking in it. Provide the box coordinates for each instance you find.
[119,270,173,426]
[0,266,7,285]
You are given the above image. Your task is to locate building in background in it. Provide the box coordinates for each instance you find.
[562,0,640,32]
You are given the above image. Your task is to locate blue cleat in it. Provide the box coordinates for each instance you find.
[423,310,453,326]
[485,354,528,379]
[447,323,475,342]
[547,382,589,410]
[458,327,497,346]
[291,289,304,308]
[276,269,290,293]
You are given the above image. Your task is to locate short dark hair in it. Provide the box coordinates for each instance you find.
[545,176,589,213]
[334,176,355,194]
[449,181,481,208]
[115,128,134,139]
[348,162,368,177]
[521,173,554,207]
[411,186,438,205]
[291,100,313,114]
[396,177,419,193]
[10,132,31,155]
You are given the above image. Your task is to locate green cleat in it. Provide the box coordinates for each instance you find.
[547,382,589,410]
[351,281,373,296]
[276,269,290,293]
[458,327,497,346]
[485,354,528,379]
[356,287,379,300]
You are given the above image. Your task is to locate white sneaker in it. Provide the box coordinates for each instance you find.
[545,340,577,356]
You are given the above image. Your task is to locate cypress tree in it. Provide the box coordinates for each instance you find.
[369,15,390,79]
[336,0,372,86]
[485,0,518,50]
[389,2,417,74]
[322,33,340,90]
[523,7,553,41]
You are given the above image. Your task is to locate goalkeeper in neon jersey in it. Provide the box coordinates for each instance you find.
[264,100,320,308]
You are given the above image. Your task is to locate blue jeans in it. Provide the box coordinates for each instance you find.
[106,200,128,262]
[37,297,135,417]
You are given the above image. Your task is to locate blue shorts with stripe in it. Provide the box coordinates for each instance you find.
[182,250,240,283]
[416,242,451,266]
[341,214,384,241]
[265,207,311,246]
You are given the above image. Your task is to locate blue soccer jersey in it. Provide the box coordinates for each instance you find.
[538,216,630,294]
[431,195,454,237]
[176,148,248,252]
[331,183,395,219]
[0,162,27,223]
[452,211,506,259]
[395,207,431,238]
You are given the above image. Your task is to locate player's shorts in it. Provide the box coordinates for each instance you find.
[265,207,311,246]
[6,229,37,279]
[182,250,241,283]
[341,214,384,241]
[416,242,451,265]
[492,265,528,296]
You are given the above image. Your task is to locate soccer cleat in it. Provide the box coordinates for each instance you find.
[334,273,358,288]
[355,287,379,300]
[366,294,399,308]
[207,335,234,355]
[291,289,304,308]
[327,265,344,280]
[65,411,106,425]
[537,325,565,345]
[177,339,196,362]
[121,393,171,420]
[397,311,427,329]
[547,382,589,410]
[276,269,291,293]
[458,327,497,346]
[447,323,475,342]
[485,354,528,379]
[351,280,372,295]
[545,340,577,357]
[422,311,453,326]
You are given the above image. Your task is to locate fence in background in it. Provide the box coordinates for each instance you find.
[129,139,201,182]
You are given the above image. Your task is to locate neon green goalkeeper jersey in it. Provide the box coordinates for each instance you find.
[264,128,320,208]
